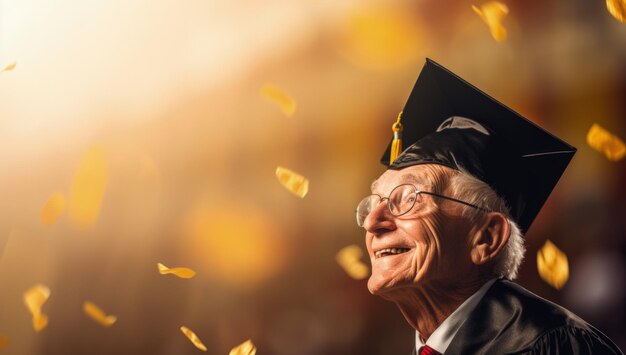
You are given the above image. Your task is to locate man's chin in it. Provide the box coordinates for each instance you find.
[367,274,408,298]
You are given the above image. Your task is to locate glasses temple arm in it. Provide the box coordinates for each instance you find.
[418,191,492,212]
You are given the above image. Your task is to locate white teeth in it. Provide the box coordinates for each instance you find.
[375,248,410,258]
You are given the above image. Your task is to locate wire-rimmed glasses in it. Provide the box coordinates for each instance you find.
[356,184,490,227]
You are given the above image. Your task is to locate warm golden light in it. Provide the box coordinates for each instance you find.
[0,0,624,353]
[333,8,424,70]
[182,200,287,288]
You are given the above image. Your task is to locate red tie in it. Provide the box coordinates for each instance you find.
[419,345,441,355]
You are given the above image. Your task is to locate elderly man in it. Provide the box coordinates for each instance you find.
[357,59,622,354]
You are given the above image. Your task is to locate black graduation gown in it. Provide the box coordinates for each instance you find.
[410,279,622,354]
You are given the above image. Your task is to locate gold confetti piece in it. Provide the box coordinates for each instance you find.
[472,2,509,42]
[607,0,626,22]
[275,166,309,198]
[23,284,51,332]
[586,123,626,161]
[68,145,108,229]
[83,301,117,327]
[33,315,49,332]
[537,240,569,290]
[157,262,196,279]
[180,326,207,352]
[229,339,256,355]
[0,335,9,348]
[336,245,370,280]
[1,61,16,73]
[260,84,296,117]
[40,192,66,227]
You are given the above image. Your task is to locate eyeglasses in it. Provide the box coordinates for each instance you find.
[356,184,490,227]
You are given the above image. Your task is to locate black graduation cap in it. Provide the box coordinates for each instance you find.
[380,58,576,233]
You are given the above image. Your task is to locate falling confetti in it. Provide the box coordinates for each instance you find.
[229,339,257,355]
[537,240,569,290]
[1,61,16,73]
[586,123,625,161]
[336,245,370,280]
[472,2,509,42]
[40,192,66,227]
[275,166,309,198]
[157,262,196,279]
[68,145,108,229]
[260,84,296,117]
[606,0,626,22]
[83,301,117,327]
[23,284,51,332]
[0,335,9,348]
[180,326,207,352]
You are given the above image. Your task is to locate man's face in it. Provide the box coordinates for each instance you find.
[364,164,474,297]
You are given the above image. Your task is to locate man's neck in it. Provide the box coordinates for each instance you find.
[386,275,492,340]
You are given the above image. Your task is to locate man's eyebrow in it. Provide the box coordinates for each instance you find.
[399,174,425,186]
[370,174,428,193]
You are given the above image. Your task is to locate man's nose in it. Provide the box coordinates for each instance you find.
[362,200,396,234]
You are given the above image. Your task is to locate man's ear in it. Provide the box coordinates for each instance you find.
[470,212,510,265]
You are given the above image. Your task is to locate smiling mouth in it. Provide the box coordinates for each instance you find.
[375,248,411,259]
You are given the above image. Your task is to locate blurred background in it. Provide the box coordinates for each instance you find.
[0,0,625,353]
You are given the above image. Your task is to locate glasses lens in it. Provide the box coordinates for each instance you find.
[389,184,419,216]
[356,195,380,227]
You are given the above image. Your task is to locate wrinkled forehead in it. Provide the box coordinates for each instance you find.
[370,164,453,193]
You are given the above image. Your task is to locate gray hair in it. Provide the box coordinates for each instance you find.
[447,171,525,280]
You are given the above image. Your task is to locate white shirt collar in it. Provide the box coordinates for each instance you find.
[415,279,497,354]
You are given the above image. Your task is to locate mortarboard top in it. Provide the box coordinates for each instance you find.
[380,58,576,233]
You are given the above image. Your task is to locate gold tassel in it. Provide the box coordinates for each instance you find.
[389,111,403,164]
